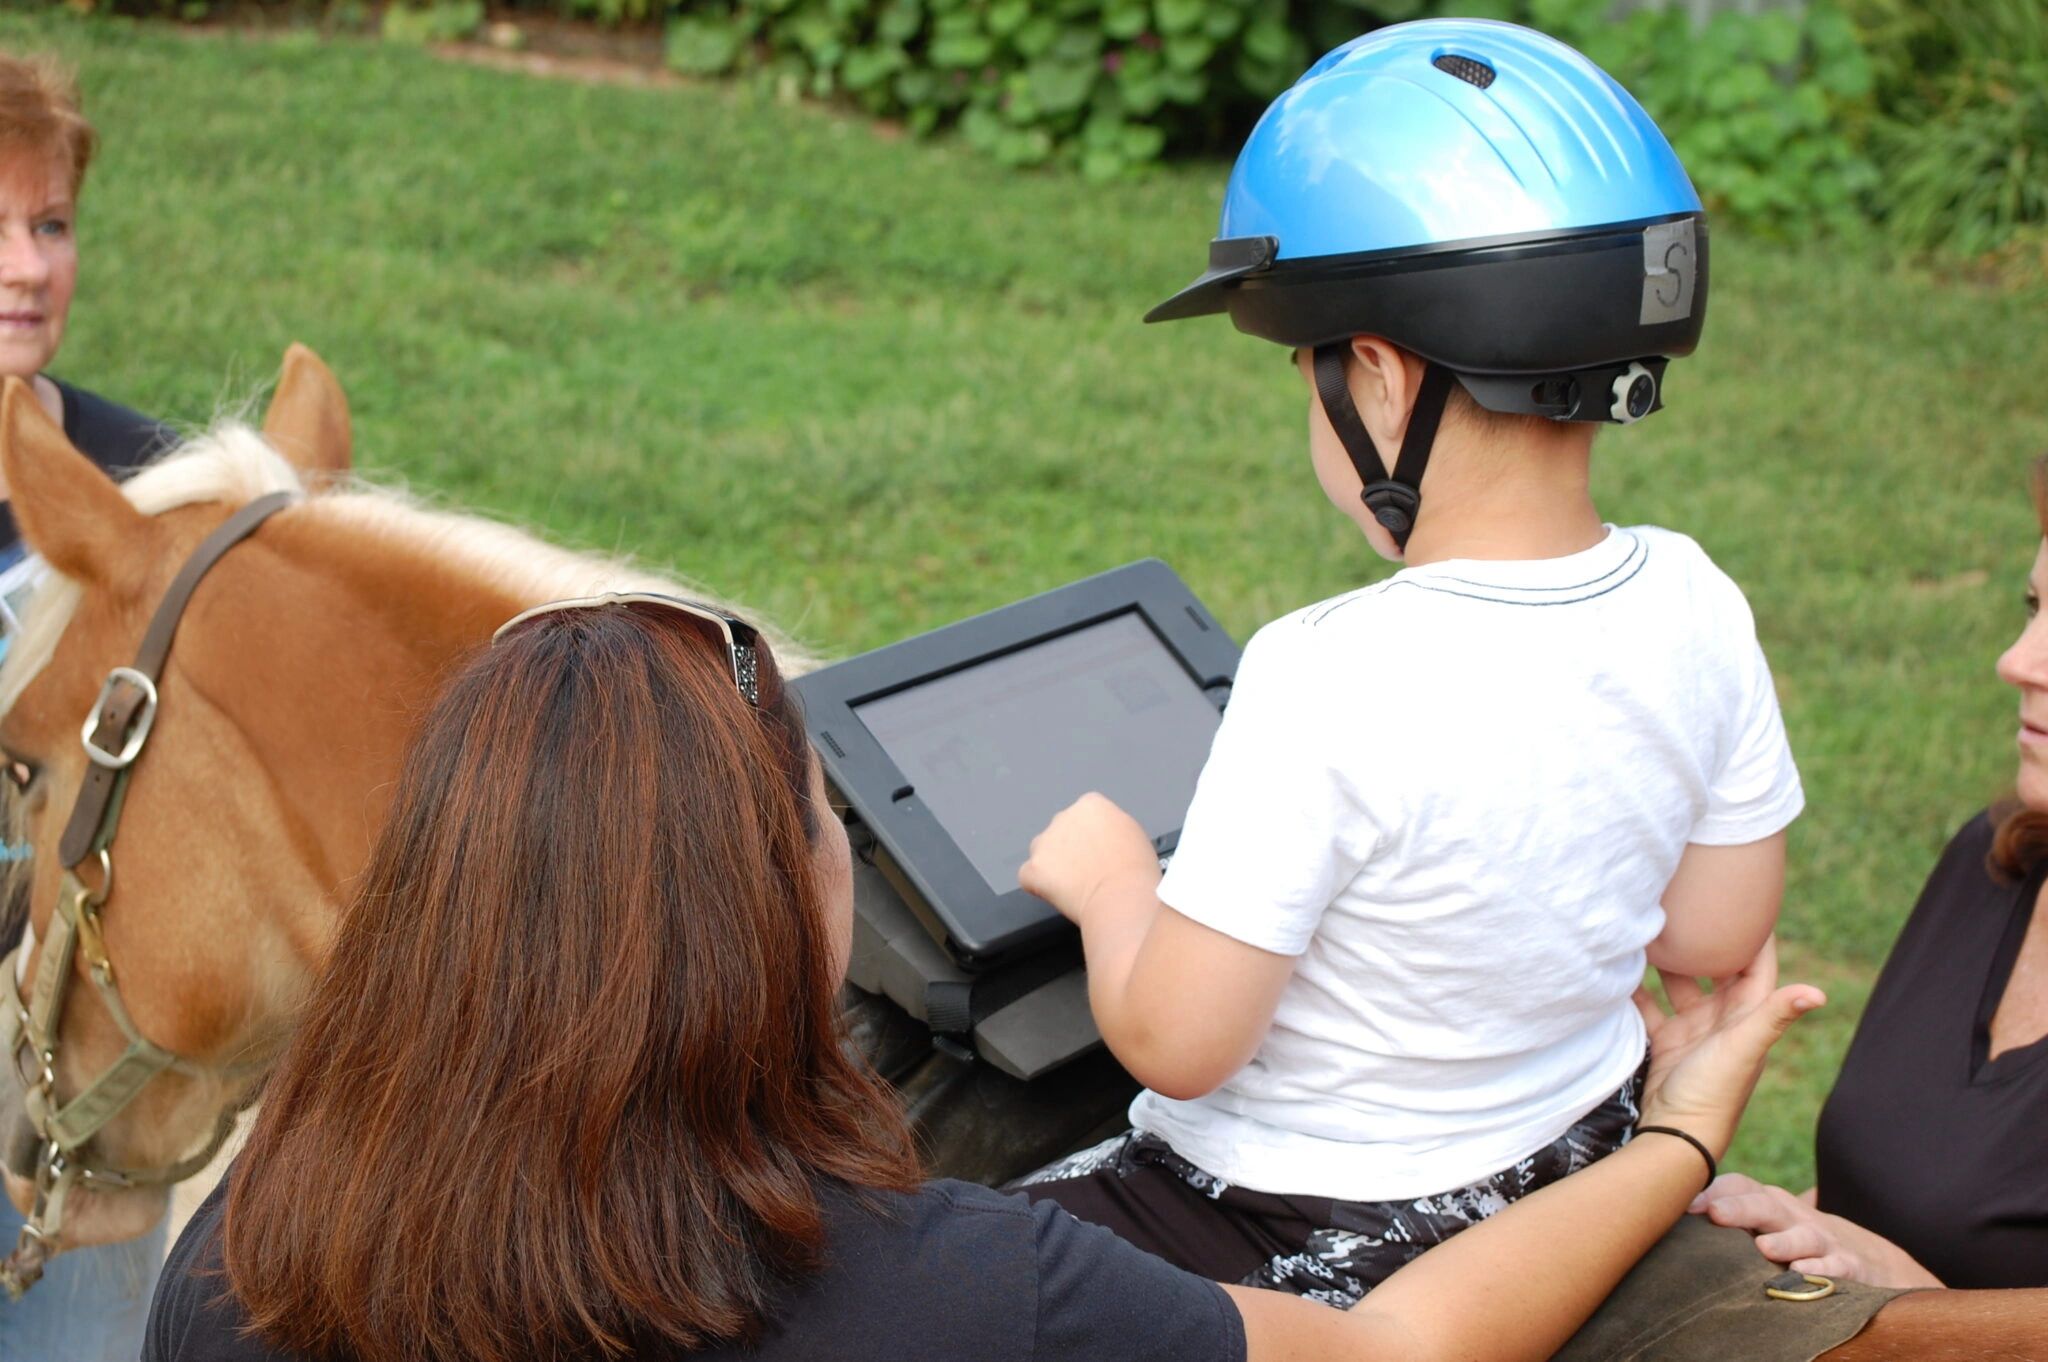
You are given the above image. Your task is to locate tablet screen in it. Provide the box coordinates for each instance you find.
[852,612,1222,896]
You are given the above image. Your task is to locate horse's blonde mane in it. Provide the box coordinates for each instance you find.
[0,421,808,718]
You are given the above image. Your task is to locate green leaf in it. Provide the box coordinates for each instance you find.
[1203,4,1245,41]
[1164,32,1215,74]
[666,16,745,75]
[1103,2,1148,41]
[841,44,906,90]
[959,102,1005,149]
[1753,12,1801,68]
[1027,58,1097,115]
[987,0,1030,37]
[1121,121,1165,161]
[893,67,937,104]
[930,32,994,67]
[1014,15,1060,58]
[877,0,923,42]
[1118,73,1164,115]
[1242,16,1291,67]
[1049,26,1104,63]
[1157,67,1205,104]
[1155,0,1205,37]
[1081,146,1127,181]
[993,126,1053,166]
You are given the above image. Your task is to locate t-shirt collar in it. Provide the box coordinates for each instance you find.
[1388,526,1645,605]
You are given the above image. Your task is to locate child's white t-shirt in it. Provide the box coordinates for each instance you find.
[1131,525,1802,1202]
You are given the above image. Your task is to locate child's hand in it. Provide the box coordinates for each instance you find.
[1019,793,1161,925]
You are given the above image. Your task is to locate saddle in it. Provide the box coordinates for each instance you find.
[1553,1215,1906,1361]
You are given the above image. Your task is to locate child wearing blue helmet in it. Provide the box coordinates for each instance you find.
[1015,20,1801,1306]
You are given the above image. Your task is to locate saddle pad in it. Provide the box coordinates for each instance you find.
[1552,1215,1904,1361]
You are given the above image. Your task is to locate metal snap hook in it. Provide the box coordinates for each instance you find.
[75,848,113,908]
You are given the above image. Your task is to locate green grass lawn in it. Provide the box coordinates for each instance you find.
[9,10,2048,1191]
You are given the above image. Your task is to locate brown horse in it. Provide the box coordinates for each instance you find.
[0,346,2038,1355]
[0,345,804,1263]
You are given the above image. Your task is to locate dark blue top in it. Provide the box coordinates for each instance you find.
[1815,811,2048,1287]
[145,1174,1248,1361]
[0,375,174,561]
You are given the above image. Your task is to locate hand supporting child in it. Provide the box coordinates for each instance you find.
[1688,1174,1943,1288]
[1021,793,1295,1100]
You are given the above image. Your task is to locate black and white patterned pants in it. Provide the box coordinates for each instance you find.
[1012,1060,1645,1309]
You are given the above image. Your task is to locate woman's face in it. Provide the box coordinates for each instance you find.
[0,154,75,381]
[808,752,856,982]
[1996,540,2048,809]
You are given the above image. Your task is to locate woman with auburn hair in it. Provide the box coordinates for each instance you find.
[0,52,170,550]
[0,48,177,1362]
[1694,458,2048,1288]
[145,595,1822,1362]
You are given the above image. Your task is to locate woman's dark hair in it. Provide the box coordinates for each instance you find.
[1993,455,2048,879]
[222,602,918,1360]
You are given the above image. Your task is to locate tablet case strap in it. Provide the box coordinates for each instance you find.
[925,947,1084,1052]
[926,979,976,1038]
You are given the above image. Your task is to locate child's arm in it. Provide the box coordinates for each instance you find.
[1648,830,1785,979]
[1020,793,1295,1100]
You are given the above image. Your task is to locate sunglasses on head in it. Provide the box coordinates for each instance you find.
[493,592,767,706]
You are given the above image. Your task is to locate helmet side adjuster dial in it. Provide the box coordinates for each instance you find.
[1609,362,1658,425]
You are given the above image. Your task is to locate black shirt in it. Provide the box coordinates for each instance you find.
[0,375,175,557]
[145,1175,1248,1362]
[1815,812,2048,1287]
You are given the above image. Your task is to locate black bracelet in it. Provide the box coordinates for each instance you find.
[1635,1125,1717,1191]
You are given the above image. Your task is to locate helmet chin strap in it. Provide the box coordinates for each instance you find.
[1312,343,1455,552]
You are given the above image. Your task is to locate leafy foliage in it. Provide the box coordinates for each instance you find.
[59,1,2048,257]
[662,0,1308,180]
[381,0,486,45]
[1500,0,1880,240]
[651,0,1892,229]
[1852,0,2048,257]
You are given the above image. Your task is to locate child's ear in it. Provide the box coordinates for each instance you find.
[1346,335,1427,449]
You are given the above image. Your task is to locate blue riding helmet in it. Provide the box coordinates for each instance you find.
[1148,19,1709,545]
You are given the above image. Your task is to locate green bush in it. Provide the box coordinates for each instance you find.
[664,0,1312,180]
[381,0,485,44]
[657,0,1884,228]
[1510,0,1880,239]
[60,0,2045,260]
[1854,0,2048,257]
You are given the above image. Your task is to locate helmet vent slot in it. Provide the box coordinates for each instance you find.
[1432,54,1496,89]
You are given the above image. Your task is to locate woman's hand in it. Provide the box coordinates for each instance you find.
[1689,1174,1944,1288]
[1018,793,1160,925]
[1634,936,1826,1159]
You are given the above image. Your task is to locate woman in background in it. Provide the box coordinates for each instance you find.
[1694,457,2048,1289]
[0,49,176,1362]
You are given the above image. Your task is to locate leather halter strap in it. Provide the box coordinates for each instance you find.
[58,492,297,868]
[1,489,294,1299]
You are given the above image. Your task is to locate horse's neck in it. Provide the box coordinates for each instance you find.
[190,502,537,905]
